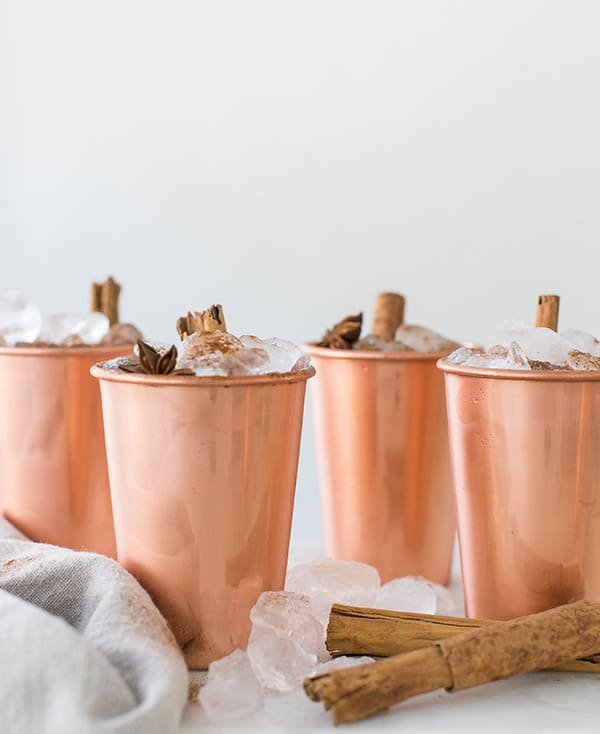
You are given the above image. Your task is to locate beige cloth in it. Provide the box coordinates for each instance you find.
[0,519,188,734]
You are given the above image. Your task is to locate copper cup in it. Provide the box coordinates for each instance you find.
[303,344,456,584]
[92,364,315,668]
[0,345,131,555]
[439,360,600,620]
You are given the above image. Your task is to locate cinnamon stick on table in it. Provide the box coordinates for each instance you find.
[535,294,560,331]
[304,600,600,725]
[371,292,405,341]
[326,603,600,673]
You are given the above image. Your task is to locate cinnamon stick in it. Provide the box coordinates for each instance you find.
[176,305,227,340]
[90,276,121,326]
[326,603,600,673]
[305,600,600,724]
[535,294,560,331]
[371,292,405,341]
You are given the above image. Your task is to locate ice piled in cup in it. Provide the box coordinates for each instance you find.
[448,327,600,371]
[0,279,142,348]
[317,292,458,353]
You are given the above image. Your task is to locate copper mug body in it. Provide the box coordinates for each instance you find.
[304,345,456,584]
[439,361,600,620]
[92,365,314,669]
[0,345,131,555]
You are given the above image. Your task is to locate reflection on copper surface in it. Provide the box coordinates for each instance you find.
[93,364,314,669]
[0,345,131,556]
[439,360,600,619]
[304,344,455,584]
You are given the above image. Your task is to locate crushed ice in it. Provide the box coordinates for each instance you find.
[447,326,600,371]
[0,291,142,347]
[197,558,457,722]
[353,324,458,353]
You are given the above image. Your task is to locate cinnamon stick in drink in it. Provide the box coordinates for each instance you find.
[371,292,405,341]
[90,276,121,326]
[176,305,227,339]
[326,603,600,673]
[304,600,600,725]
[535,294,560,331]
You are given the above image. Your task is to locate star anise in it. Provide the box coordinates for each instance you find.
[119,340,193,375]
[318,313,363,349]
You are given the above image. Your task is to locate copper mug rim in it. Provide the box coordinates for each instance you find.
[438,357,600,382]
[91,362,316,387]
[303,342,454,362]
[0,344,133,359]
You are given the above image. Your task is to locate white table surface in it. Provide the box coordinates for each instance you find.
[179,545,599,733]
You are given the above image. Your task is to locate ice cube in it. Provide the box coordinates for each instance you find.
[446,347,503,368]
[562,329,600,358]
[495,326,571,365]
[177,332,309,376]
[247,591,324,691]
[373,576,437,614]
[241,336,308,373]
[250,591,324,659]
[198,649,263,721]
[78,312,110,345]
[504,342,531,370]
[395,325,459,353]
[315,655,375,674]
[566,350,600,371]
[353,334,411,352]
[247,631,317,691]
[373,576,457,615]
[45,313,86,345]
[285,559,380,627]
[0,292,42,346]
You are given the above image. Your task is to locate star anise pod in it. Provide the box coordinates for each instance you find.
[318,313,363,349]
[119,340,193,375]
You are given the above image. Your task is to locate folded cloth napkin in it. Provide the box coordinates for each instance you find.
[0,519,188,734]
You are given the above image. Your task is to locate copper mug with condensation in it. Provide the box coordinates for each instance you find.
[303,344,456,584]
[92,363,315,669]
[439,360,600,620]
[0,345,132,556]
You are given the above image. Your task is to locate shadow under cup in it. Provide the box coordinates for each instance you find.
[439,359,600,620]
[92,363,314,669]
[0,344,131,556]
[304,344,456,585]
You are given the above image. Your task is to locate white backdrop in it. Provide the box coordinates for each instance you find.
[2,1,600,542]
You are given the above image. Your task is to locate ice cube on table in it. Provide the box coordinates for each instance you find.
[561,329,600,357]
[373,576,458,615]
[315,656,375,674]
[373,576,437,614]
[247,591,324,691]
[395,325,458,353]
[198,649,263,721]
[285,559,380,627]
[250,591,324,659]
[0,292,42,346]
[247,631,318,691]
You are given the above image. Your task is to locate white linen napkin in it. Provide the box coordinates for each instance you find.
[0,519,188,734]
